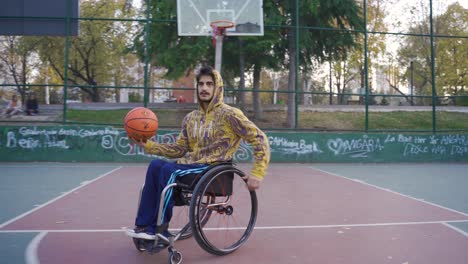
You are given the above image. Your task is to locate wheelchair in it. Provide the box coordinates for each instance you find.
[129,163,258,264]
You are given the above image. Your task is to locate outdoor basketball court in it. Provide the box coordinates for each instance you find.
[0,162,467,264]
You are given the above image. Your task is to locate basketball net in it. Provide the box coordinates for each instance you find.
[210,20,234,47]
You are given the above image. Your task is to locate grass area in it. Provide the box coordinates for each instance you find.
[65,109,468,132]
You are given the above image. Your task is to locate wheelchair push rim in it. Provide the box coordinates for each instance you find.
[189,165,258,256]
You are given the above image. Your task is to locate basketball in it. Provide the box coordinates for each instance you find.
[124,107,158,141]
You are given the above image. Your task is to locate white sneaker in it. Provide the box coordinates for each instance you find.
[126,228,156,240]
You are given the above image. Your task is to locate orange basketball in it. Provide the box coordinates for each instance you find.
[124,107,158,141]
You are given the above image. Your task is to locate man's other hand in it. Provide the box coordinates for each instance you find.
[242,176,261,191]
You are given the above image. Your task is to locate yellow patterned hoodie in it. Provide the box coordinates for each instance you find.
[144,70,270,179]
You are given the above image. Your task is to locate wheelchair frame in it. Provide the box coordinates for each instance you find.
[130,163,258,264]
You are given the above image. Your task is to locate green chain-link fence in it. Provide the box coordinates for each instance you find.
[0,0,467,132]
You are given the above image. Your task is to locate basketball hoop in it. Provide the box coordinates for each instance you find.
[210,20,235,72]
[210,20,235,36]
[210,20,235,46]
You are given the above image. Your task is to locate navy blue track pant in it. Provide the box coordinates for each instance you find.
[135,159,208,233]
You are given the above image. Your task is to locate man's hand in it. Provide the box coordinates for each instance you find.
[242,175,262,191]
[129,137,147,148]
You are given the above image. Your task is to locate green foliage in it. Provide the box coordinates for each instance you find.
[133,0,212,79]
[398,2,467,97]
[128,92,142,103]
[65,108,468,131]
[332,0,387,99]
[380,97,389,105]
[456,91,468,106]
[35,0,137,102]
[140,0,363,79]
[0,36,41,102]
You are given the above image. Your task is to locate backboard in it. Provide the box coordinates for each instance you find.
[0,0,79,36]
[177,0,263,36]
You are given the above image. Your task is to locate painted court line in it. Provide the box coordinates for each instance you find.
[0,167,122,229]
[21,223,468,264]
[25,232,47,264]
[442,222,468,237]
[310,166,468,217]
[2,220,468,233]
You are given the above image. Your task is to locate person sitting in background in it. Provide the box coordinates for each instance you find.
[3,94,22,117]
[26,93,39,116]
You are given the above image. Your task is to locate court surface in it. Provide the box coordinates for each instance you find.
[0,162,467,264]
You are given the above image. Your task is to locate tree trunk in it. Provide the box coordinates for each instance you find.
[304,78,312,105]
[287,28,296,128]
[91,87,101,102]
[329,61,333,105]
[253,63,263,120]
[360,66,365,105]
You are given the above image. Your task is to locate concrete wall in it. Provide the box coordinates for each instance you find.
[0,125,467,162]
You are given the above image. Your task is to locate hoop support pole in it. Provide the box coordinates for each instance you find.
[214,35,223,72]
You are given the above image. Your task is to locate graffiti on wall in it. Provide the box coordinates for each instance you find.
[0,126,467,162]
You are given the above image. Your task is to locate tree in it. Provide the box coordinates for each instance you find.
[274,0,364,127]
[331,0,388,105]
[435,3,467,100]
[140,0,284,120]
[0,36,40,103]
[138,0,362,127]
[36,0,136,102]
[227,0,363,125]
[134,0,212,80]
[398,2,467,105]
[222,26,285,119]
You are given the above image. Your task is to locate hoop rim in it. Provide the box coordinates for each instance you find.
[210,20,236,30]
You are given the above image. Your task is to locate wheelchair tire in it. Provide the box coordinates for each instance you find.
[168,249,183,264]
[189,164,258,256]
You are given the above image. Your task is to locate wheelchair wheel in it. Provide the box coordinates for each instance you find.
[132,238,146,252]
[171,195,213,240]
[189,165,258,256]
[170,204,192,240]
[168,249,183,264]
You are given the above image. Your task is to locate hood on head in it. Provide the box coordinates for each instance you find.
[197,69,224,112]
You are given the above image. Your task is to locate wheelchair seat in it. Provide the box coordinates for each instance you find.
[173,161,236,205]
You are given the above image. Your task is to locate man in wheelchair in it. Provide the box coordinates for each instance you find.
[127,66,270,251]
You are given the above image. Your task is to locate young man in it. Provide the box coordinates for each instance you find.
[126,66,270,246]
[3,94,22,117]
[25,93,39,116]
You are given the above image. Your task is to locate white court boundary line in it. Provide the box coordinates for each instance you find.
[309,166,468,237]
[19,221,468,264]
[442,222,468,237]
[2,219,468,234]
[0,167,122,229]
[25,231,47,264]
[310,166,468,217]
